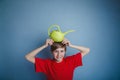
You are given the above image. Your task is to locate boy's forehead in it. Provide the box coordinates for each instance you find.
[55,48,65,51]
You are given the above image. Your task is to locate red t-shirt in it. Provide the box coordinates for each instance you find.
[35,52,83,80]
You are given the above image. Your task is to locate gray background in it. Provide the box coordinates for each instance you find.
[0,0,120,80]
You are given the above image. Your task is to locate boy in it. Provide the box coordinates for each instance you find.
[25,38,90,80]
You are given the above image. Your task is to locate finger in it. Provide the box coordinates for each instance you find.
[49,42,53,45]
[48,39,53,45]
[62,39,66,43]
[62,40,66,44]
[62,41,67,45]
[49,39,53,42]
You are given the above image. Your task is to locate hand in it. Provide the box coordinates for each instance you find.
[62,38,71,46]
[45,39,54,47]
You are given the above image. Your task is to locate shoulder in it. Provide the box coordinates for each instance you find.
[65,52,81,61]
[66,52,81,58]
[64,52,83,67]
[35,57,52,63]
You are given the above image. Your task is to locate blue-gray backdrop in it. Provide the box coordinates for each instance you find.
[0,0,120,80]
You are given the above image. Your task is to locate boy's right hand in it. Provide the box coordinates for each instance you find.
[45,39,54,47]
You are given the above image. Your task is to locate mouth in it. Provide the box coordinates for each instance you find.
[55,57,63,61]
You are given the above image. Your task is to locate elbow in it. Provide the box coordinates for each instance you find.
[25,54,35,63]
[87,48,90,53]
[25,55,31,61]
[25,55,29,60]
[84,48,90,55]
[81,48,90,57]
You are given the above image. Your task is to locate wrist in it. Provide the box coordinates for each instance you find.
[44,44,48,48]
[69,44,73,47]
[40,44,48,49]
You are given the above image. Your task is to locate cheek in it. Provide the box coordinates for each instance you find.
[52,53,57,57]
[61,52,65,56]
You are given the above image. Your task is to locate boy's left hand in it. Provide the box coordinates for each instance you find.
[62,38,71,46]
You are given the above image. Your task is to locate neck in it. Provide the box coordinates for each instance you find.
[53,58,63,63]
[56,60,62,63]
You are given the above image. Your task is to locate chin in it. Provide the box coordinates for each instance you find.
[55,58,63,62]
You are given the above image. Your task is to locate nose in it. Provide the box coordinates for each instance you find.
[57,52,60,57]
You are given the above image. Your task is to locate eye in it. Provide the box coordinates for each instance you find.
[61,50,64,53]
[54,50,58,53]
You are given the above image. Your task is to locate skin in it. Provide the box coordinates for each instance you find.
[25,38,90,63]
[52,48,65,63]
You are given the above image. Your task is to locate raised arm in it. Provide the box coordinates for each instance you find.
[62,38,90,57]
[25,39,54,64]
[69,45,90,57]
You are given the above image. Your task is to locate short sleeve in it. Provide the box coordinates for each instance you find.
[66,52,83,68]
[35,58,47,73]
[72,52,83,67]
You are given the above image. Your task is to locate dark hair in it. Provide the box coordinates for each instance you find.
[51,42,66,52]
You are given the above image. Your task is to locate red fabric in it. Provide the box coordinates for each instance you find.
[35,52,82,80]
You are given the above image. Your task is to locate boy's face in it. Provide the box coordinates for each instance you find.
[52,47,66,63]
